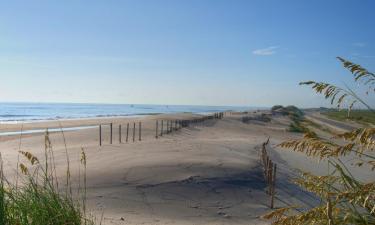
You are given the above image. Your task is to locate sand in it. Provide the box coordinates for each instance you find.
[0,111,372,224]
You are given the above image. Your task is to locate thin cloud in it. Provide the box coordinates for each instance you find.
[0,58,51,68]
[357,55,375,59]
[351,53,375,58]
[252,46,279,56]
[79,56,139,63]
[353,42,366,47]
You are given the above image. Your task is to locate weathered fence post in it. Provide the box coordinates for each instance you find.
[119,124,122,143]
[166,121,169,133]
[99,124,102,146]
[110,123,113,144]
[139,121,141,141]
[133,122,136,142]
[161,120,164,136]
[126,123,129,143]
[155,120,158,138]
[271,164,277,209]
[265,156,269,180]
[268,161,273,194]
[260,139,277,208]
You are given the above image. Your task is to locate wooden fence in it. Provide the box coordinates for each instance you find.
[260,139,277,209]
[98,112,225,145]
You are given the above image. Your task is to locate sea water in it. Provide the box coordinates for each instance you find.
[0,102,261,123]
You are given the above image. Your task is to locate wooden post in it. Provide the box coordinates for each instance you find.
[155,120,158,138]
[263,154,267,177]
[110,123,113,144]
[263,151,266,168]
[133,122,135,142]
[264,153,267,168]
[161,120,163,136]
[99,124,102,146]
[268,161,273,195]
[265,156,269,180]
[119,125,122,143]
[271,164,277,209]
[126,123,129,143]
[166,121,169,133]
[139,122,141,141]
[175,120,177,130]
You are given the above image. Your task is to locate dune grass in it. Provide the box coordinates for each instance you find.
[265,58,375,224]
[0,131,95,225]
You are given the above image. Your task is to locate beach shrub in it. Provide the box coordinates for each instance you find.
[242,114,271,123]
[288,121,307,133]
[264,57,375,224]
[271,105,284,112]
[271,105,303,117]
[0,132,94,225]
[271,105,307,133]
[285,105,304,117]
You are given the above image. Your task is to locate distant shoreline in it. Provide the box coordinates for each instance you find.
[0,113,155,124]
[0,102,263,124]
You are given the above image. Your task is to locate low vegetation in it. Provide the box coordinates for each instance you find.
[264,57,375,224]
[271,105,307,133]
[271,105,303,116]
[303,118,334,134]
[242,113,271,123]
[0,131,94,225]
[322,109,375,125]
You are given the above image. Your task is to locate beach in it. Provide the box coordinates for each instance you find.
[0,111,372,225]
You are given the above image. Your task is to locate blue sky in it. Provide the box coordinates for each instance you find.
[0,0,374,107]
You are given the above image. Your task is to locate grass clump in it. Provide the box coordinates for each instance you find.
[0,131,94,225]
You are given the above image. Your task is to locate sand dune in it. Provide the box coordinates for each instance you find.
[0,112,371,224]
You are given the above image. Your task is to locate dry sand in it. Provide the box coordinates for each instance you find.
[0,111,372,224]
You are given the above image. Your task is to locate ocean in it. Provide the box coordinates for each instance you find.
[0,102,261,123]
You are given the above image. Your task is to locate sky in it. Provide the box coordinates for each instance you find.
[0,0,375,108]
